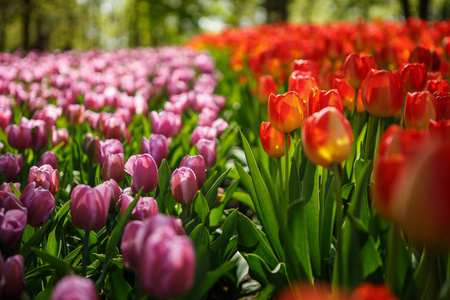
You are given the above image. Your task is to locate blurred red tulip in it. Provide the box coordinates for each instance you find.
[257,75,278,104]
[400,63,428,92]
[404,91,438,130]
[308,89,343,116]
[344,53,376,89]
[260,121,290,158]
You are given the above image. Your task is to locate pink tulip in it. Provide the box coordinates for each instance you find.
[51,127,69,148]
[197,138,217,168]
[82,132,100,160]
[98,139,124,166]
[171,167,198,205]
[120,194,158,221]
[20,182,55,227]
[0,208,27,248]
[0,153,23,182]
[140,134,168,166]
[38,151,58,169]
[5,124,32,151]
[125,154,158,194]
[51,275,99,300]
[1,255,26,299]
[211,118,228,137]
[101,153,125,183]
[151,111,183,137]
[27,164,59,195]
[0,183,21,194]
[103,179,122,212]
[0,108,12,130]
[190,126,217,147]
[180,155,206,189]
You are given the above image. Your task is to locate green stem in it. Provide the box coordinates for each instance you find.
[373,117,385,164]
[331,163,343,286]
[364,114,378,162]
[387,225,399,290]
[352,88,359,117]
[284,132,290,216]
[277,157,284,206]
[82,230,90,277]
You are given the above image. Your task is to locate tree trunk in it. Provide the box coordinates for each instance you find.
[22,0,31,50]
[264,0,288,23]
[400,0,411,19]
[419,0,429,20]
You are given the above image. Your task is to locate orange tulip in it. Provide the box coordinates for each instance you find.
[400,63,428,93]
[404,91,438,130]
[292,59,320,79]
[288,71,319,101]
[343,53,376,89]
[372,125,425,219]
[308,89,344,116]
[268,91,307,133]
[260,122,289,158]
[257,75,278,104]
[361,69,404,117]
[333,77,355,109]
[301,107,353,168]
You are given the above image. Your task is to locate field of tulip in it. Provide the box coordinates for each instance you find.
[0,18,450,299]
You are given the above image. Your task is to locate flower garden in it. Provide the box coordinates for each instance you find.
[0,18,450,299]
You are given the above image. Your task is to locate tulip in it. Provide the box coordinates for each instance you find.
[268,91,307,133]
[257,75,278,104]
[372,125,425,219]
[0,191,26,212]
[65,104,85,125]
[22,119,47,151]
[171,167,198,205]
[102,116,124,141]
[0,108,12,130]
[425,79,450,94]
[101,153,125,182]
[180,155,206,188]
[288,71,319,101]
[362,70,404,117]
[103,179,122,212]
[197,107,218,126]
[435,92,450,121]
[301,107,353,169]
[140,226,195,298]
[1,255,26,299]
[5,124,32,151]
[51,127,69,148]
[82,132,100,160]
[197,138,217,168]
[70,183,111,231]
[350,283,398,300]
[308,89,344,116]
[391,134,450,248]
[333,77,355,110]
[409,46,432,71]
[211,118,228,137]
[140,134,168,166]
[20,182,55,227]
[151,111,183,137]
[125,154,158,194]
[38,151,58,169]
[190,126,217,147]
[50,275,99,300]
[27,164,59,195]
[0,183,21,194]
[260,122,289,158]
[343,53,376,89]
[120,194,158,221]
[292,59,320,79]
[400,63,428,93]
[98,138,124,166]
[0,208,27,248]
[121,220,145,271]
[276,282,343,300]
[404,91,438,130]
[0,153,22,182]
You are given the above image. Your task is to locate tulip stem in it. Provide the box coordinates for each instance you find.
[352,88,359,117]
[284,132,290,216]
[277,157,284,206]
[82,230,90,277]
[331,163,343,286]
[386,225,399,291]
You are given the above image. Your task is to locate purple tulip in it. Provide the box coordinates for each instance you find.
[20,182,55,227]
[0,183,21,194]
[70,183,111,231]
[38,151,58,169]
[0,153,23,182]
[171,167,198,205]
[21,118,47,151]
[140,134,168,166]
[197,138,217,168]
[121,220,144,271]
[5,124,32,151]
[140,226,195,298]
[0,191,26,212]
[101,153,125,183]
[65,104,85,125]
[120,194,158,221]
[0,108,12,130]
[1,255,26,299]
[0,208,27,247]
[82,132,100,160]
[151,111,182,137]
[28,164,59,195]
[103,179,122,212]
[180,155,206,189]
[190,126,216,147]
[98,139,124,166]
[125,154,158,194]
[51,275,99,300]
[51,127,69,148]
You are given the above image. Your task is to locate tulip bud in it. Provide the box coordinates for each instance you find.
[98,139,124,166]
[435,92,450,121]
[343,53,376,89]
[51,275,99,300]
[257,75,278,104]
[5,124,32,151]
[197,138,217,168]
[288,71,319,101]
[333,77,355,110]
[301,107,353,169]
[82,132,100,160]
[140,226,195,298]
[140,134,168,166]
[1,255,26,299]
[362,69,404,117]
[51,127,69,148]
[151,111,183,137]
[125,154,158,194]
[400,63,428,93]
[103,179,122,212]
[404,91,438,130]
[0,208,27,247]
[308,89,344,116]
[260,122,289,158]
[180,155,206,189]
[20,182,55,227]
[38,151,58,169]
[190,126,217,147]
[70,183,111,231]
[65,104,85,125]
[0,153,22,182]
[171,167,198,205]
[27,164,59,195]
[101,153,125,183]
[120,194,158,220]
[268,91,307,133]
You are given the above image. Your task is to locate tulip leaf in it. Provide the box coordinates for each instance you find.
[300,160,317,203]
[240,130,284,262]
[31,247,70,277]
[198,259,238,299]
[190,223,210,249]
[235,162,260,214]
[205,168,231,208]
[64,245,83,266]
[201,170,218,194]
[305,164,321,277]
[193,192,209,225]
[157,159,171,198]
[210,209,238,266]
[104,266,132,300]
[10,183,21,197]
[209,179,239,227]
[319,178,336,280]
[243,253,288,287]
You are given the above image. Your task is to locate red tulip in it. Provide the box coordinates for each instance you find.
[260,122,289,158]
[288,71,319,101]
[344,53,376,89]
[362,70,404,117]
[435,92,450,121]
[257,75,278,104]
[301,107,353,168]
[308,89,343,116]
[268,91,307,133]
[425,79,450,94]
[292,59,320,79]
[400,63,428,92]
[333,77,355,110]
[404,91,438,130]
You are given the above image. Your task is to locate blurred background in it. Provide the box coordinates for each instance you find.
[0,0,449,51]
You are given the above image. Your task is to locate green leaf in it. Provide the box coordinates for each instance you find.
[193,192,210,225]
[243,253,288,287]
[205,168,231,208]
[31,247,70,276]
[105,266,132,300]
[210,209,238,266]
[157,159,171,196]
[240,130,283,261]
[190,223,210,249]
[305,164,321,277]
[209,179,239,227]
[319,179,336,280]
[198,260,238,299]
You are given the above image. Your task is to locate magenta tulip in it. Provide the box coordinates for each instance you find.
[27,164,59,195]
[0,208,27,247]
[151,111,183,137]
[5,124,32,151]
[190,126,217,147]
[51,275,99,300]
[180,155,206,189]
[197,138,217,168]
[171,167,198,205]
[20,182,55,227]
[101,153,125,182]
[103,179,122,212]
[120,194,158,221]
[122,220,144,271]
[1,255,26,299]
[125,154,158,194]
[38,151,58,169]
[98,139,124,166]
[0,153,23,182]
[140,134,168,166]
